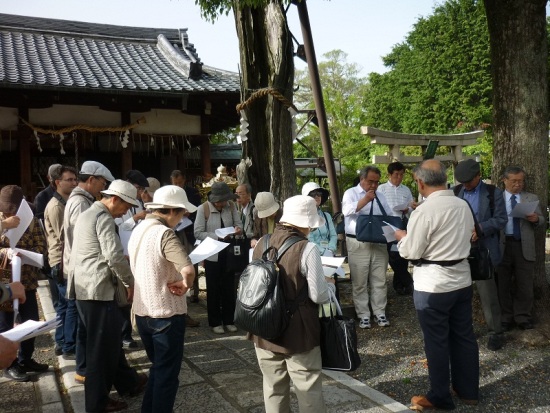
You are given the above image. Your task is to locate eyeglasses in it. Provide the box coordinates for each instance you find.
[365,180,380,186]
[94,176,107,188]
[309,191,323,197]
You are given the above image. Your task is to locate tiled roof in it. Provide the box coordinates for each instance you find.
[0,13,240,95]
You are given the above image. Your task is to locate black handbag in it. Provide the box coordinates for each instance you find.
[355,197,405,243]
[468,242,493,281]
[464,202,494,281]
[319,291,361,372]
[226,235,250,273]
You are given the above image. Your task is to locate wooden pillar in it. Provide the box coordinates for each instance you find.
[120,112,132,175]
[200,137,211,178]
[18,108,32,195]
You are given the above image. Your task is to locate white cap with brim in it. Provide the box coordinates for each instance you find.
[280,195,325,229]
[144,185,198,213]
[79,161,116,182]
[101,179,140,207]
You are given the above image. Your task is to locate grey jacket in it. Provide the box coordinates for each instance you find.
[194,201,241,262]
[63,186,95,277]
[499,191,544,262]
[67,201,134,301]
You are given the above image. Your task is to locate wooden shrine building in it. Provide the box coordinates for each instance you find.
[0,13,240,197]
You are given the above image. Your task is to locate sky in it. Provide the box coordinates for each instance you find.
[1,0,443,76]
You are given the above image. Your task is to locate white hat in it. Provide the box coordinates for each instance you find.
[101,179,139,207]
[301,182,329,205]
[280,195,325,229]
[80,161,115,182]
[146,177,161,196]
[144,185,198,213]
[255,192,280,219]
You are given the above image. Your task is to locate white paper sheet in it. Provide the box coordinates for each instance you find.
[392,202,410,212]
[188,237,230,265]
[0,319,61,342]
[14,248,44,268]
[321,256,346,277]
[509,200,539,218]
[174,217,193,232]
[5,200,34,248]
[215,227,236,238]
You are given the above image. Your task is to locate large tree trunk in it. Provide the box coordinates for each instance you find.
[233,0,296,201]
[484,0,549,317]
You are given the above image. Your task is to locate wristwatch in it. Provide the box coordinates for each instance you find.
[4,284,12,300]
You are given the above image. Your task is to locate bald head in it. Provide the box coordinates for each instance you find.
[413,160,448,192]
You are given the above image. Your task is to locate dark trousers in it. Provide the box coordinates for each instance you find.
[120,304,134,342]
[48,278,60,311]
[74,300,86,376]
[0,289,39,364]
[387,244,412,291]
[76,300,139,412]
[204,258,236,327]
[55,282,77,353]
[496,238,534,324]
[414,286,479,409]
[137,314,185,413]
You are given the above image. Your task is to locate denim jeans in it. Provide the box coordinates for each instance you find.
[136,314,186,413]
[55,281,77,354]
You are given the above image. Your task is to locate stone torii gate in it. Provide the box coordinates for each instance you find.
[361,126,484,164]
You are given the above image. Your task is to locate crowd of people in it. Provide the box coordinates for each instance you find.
[0,158,545,412]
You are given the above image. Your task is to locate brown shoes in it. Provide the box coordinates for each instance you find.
[185,314,200,327]
[74,373,85,384]
[410,395,435,411]
[103,398,128,412]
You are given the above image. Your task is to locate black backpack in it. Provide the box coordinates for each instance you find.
[234,234,308,340]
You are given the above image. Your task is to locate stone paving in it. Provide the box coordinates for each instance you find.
[0,279,410,413]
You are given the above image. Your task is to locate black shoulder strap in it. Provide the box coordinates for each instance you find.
[276,236,303,262]
[370,196,388,217]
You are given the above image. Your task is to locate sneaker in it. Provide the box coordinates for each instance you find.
[62,352,76,360]
[212,325,225,334]
[122,339,138,349]
[359,318,371,329]
[226,324,238,332]
[54,344,63,356]
[374,314,390,327]
[4,364,30,382]
[19,359,49,373]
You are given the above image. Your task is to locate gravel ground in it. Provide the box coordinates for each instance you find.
[340,274,550,412]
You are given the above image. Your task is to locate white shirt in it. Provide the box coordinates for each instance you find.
[398,190,474,293]
[342,184,392,235]
[377,181,413,217]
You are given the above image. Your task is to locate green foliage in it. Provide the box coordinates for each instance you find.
[366,0,494,163]
[293,50,371,192]
[194,0,290,22]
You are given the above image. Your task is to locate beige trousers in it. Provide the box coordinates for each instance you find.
[255,346,326,413]
[347,236,389,319]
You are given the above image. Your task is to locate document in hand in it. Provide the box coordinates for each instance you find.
[509,200,539,218]
[5,200,34,248]
[189,237,230,265]
[321,256,347,277]
[1,319,61,342]
[215,227,236,238]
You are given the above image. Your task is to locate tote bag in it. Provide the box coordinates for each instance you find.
[355,197,404,243]
[319,290,361,372]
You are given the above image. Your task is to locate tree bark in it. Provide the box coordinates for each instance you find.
[484,1,549,306]
[233,0,296,201]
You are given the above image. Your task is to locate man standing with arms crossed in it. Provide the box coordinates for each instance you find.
[44,165,78,358]
[396,160,478,410]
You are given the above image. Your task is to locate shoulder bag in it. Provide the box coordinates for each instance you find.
[355,197,405,243]
[464,201,494,281]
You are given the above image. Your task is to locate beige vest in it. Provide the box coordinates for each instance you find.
[129,220,187,318]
